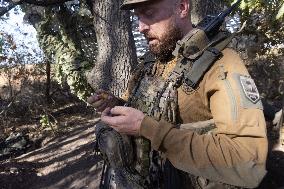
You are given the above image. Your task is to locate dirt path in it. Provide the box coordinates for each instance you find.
[0,116,103,189]
[1,103,284,189]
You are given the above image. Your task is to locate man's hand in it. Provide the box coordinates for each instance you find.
[101,106,145,136]
[87,90,124,112]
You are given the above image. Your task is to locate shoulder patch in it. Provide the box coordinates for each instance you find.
[233,73,263,110]
[239,75,260,103]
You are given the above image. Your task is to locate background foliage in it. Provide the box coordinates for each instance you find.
[0,0,283,102]
[224,0,284,102]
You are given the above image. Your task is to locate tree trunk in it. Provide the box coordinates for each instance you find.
[191,0,224,25]
[87,0,137,97]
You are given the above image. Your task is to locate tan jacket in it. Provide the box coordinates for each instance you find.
[139,48,268,188]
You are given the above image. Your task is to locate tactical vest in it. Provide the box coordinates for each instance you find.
[126,28,238,189]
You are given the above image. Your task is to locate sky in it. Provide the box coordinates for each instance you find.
[0,5,44,65]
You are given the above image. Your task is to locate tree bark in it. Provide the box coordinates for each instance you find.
[191,0,224,25]
[87,0,137,97]
[20,0,71,6]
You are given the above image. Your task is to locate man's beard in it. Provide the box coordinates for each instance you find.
[145,25,183,62]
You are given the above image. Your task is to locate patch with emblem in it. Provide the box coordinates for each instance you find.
[239,75,260,103]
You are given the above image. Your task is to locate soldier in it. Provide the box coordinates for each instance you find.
[88,0,268,188]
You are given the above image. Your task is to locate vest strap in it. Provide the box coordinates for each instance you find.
[182,33,236,89]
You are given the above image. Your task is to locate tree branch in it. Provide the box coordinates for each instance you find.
[0,0,72,17]
[20,0,72,6]
[0,2,18,17]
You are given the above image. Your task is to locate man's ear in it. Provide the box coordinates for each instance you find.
[178,0,190,19]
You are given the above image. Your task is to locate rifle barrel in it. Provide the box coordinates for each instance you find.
[203,0,242,34]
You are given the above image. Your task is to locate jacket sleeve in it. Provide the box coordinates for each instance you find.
[139,49,268,188]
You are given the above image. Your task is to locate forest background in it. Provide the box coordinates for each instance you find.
[0,0,284,188]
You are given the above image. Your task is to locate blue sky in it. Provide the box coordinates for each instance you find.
[0,5,44,65]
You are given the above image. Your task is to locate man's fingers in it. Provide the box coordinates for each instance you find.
[88,95,111,111]
[87,95,100,104]
[101,107,111,116]
[101,108,122,129]
[92,99,105,108]
[110,106,130,116]
[87,93,105,103]
[96,89,110,100]
[101,113,127,127]
[100,114,114,125]
[100,107,144,136]
[101,115,126,126]
[87,89,109,104]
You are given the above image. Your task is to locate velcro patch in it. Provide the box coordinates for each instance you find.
[239,75,260,103]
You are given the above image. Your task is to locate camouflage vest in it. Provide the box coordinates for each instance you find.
[126,29,239,189]
[126,54,179,187]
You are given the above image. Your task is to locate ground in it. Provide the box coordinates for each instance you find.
[1,105,284,189]
[0,103,104,189]
[0,63,284,189]
[0,65,105,189]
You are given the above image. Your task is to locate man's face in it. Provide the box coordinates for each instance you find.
[134,0,183,61]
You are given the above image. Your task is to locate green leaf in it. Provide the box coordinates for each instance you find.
[276,3,284,19]
[240,0,247,10]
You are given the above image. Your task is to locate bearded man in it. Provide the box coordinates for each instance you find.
[87,0,268,188]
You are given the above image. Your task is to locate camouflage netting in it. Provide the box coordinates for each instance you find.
[22,1,97,101]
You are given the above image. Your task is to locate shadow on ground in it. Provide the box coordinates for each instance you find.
[0,115,103,189]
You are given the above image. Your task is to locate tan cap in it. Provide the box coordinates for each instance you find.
[120,0,152,10]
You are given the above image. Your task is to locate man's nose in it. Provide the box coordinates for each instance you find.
[138,20,149,33]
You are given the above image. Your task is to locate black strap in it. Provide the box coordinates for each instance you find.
[184,47,221,88]
[140,33,235,90]
[183,33,236,88]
